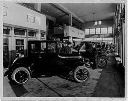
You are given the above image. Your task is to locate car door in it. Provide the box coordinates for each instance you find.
[46,42,58,71]
[37,41,48,72]
[28,41,47,73]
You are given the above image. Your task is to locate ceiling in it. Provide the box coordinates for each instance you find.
[21,3,117,27]
[40,3,116,25]
[59,3,116,22]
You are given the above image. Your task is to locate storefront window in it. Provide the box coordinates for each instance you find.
[90,28,95,34]
[101,27,107,34]
[108,27,112,34]
[96,28,100,34]
[14,28,25,35]
[85,29,90,35]
[3,27,10,35]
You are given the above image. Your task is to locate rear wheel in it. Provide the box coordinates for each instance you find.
[8,67,31,85]
[74,66,89,82]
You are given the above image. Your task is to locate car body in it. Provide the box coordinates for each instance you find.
[4,40,89,84]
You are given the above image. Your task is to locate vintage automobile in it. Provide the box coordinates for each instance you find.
[73,41,107,69]
[4,40,89,85]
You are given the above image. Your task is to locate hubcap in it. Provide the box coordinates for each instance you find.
[76,68,88,81]
[15,71,28,84]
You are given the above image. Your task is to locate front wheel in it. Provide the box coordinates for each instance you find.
[8,67,31,85]
[74,66,89,83]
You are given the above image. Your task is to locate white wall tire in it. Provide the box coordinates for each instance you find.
[74,66,89,83]
[11,67,31,85]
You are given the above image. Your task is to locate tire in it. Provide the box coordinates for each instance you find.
[97,56,107,68]
[8,67,31,85]
[74,66,89,83]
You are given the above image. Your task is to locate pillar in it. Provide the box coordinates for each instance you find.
[34,3,41,12]
[69,14,72,26]
[69,14,73,42]
[34,3,42,40]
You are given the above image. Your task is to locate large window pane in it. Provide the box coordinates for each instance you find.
[108,27,112,34]
[14,28,25,35]
[85,29,90,35]
[28,30,36,37]
[3,38,8,45]
[15,39,24,54]
[90,28,95,34]
[101,28,107,34]
[16,39,24,45]
[96,28,100,34]
[3,27,10,35]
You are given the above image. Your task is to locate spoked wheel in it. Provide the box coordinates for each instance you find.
[97,56,107,68]
[9,67,31,85]
[74,66,89,83]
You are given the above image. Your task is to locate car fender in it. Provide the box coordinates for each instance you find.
[4,57,33,76]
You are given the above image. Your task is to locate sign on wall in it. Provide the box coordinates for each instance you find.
[64,26,85,38]
[27,14,35,23]
[27,14,41,25]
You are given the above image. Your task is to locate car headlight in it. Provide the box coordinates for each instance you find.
[82,57,85,62]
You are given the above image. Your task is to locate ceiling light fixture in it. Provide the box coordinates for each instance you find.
[92,12,102,26]
[98,21,102,25]
[94,21,98,25]
[94,20,102,25]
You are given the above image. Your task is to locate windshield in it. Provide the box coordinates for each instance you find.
[74,42,85,51]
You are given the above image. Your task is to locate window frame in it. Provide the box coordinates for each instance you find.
[89,28,95,34]
[14,28,26,36]
[15,39,24,53]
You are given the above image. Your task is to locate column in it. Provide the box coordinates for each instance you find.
[34,3,41,12]
[9,27,15,63]
[69,14,72,26]
[69,14,73,42]
[34,3,41,40]
[36,30,41,40]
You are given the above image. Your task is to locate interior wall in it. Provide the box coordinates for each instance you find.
[84,19,114,28]
[3,2,46,31]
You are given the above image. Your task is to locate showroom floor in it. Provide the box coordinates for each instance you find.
[3,67,102,97]
[3,54,125,97]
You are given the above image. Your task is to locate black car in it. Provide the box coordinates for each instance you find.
[73,41,107,69]
[4,40,89,85]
